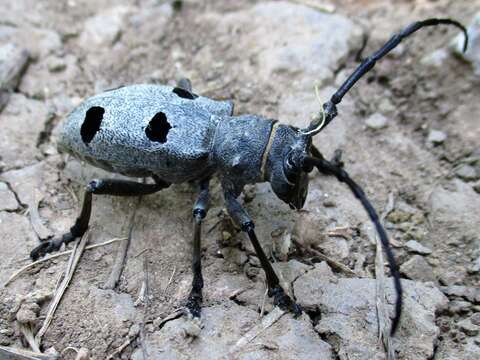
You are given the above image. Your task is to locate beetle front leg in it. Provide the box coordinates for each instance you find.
[185,180,210,318]
[30,178,169,260]
[224,191,302,315]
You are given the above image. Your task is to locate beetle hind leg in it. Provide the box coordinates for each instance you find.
[185,180,210,318]
[30,178,170,260]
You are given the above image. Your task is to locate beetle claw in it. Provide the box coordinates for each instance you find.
[30,238,62,261]
[269,286,302,317]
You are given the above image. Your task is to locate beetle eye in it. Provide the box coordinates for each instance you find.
[284,152,299,184]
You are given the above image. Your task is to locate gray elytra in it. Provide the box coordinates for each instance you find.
[32,19,469,336]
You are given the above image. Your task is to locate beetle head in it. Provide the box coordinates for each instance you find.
[266,126,312,210]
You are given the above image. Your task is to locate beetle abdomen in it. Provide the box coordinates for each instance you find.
[58,84,231,182]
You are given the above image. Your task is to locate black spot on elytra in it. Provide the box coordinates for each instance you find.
[145,112,171,143]
[81,106,104,145]
[172,87,198,100]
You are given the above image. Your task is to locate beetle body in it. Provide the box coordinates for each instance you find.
[59,83,308,206]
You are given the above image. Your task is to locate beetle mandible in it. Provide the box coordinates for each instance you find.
[31,18,468,335]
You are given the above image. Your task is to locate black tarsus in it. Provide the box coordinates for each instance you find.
[306,18,469,134]
[303,149,402,335]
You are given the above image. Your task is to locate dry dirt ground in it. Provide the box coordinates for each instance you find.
[1,0,480,359]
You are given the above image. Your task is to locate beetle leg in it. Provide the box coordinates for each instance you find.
[186,180,210,318]
[30,178,170,260]
[224,191,302,316]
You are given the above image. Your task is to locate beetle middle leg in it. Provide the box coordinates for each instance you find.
[224,191,302,315]
[185,180,210,317]
[30,178,170,260]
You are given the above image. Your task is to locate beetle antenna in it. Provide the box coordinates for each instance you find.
[302,153,403,335]
[302,18,469,136]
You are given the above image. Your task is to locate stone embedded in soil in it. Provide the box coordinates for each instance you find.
[132,304,333,360]
[291,211,329,248]
[16,302,40,324]
[448,300,472,315]
[0,94,50,167]
[79,6,130,49]
[0,212,38,285]
[435,337,480,360]
[427,129,447,145]
[365,113,389,130]
[400,255,436,282]
[455,164,479,181]
[429,180,480,239]
[473,182,480,193]
[471,313,480,326]
[469,257,480,274]
[0,182,18,211]
[216,1,363,93]
[441,285,480,304]
[0,27,62,60]
[453,12,480,76]
[273,259,311,286]
[294,274,447,360]
[404,240,432,255]
[0,43,30,111]
[46,56,67,73]
[458,318,480,336]
[438,267,467,286]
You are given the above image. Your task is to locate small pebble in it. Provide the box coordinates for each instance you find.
[405,240,432,255]
[365,113,388,130]
[322,199,336,207]
[470,313,480,326]
[448,300,472,315]
[473,182,480,193]
[457,318,479,336]
[427,129,447,145]
[47,56,67,72]
[455,164,478,181]
[468,256,480,274]
[400,255,436,282]
[248,255,260,267]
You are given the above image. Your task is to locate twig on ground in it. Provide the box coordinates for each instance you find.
[140,252,150,359]
[35,231,91,345]
[63,184,79,205]
[106,337,135,360]
[288,0,335,13]
[259,287,269,319]
[163,266,176,295]
[3,237,127,287]
[373,192,396,360]
[301,243,356,277]
[104,196,142,289]
[230,307,286,355]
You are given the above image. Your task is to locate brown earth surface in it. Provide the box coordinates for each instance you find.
[1,1,479,359]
